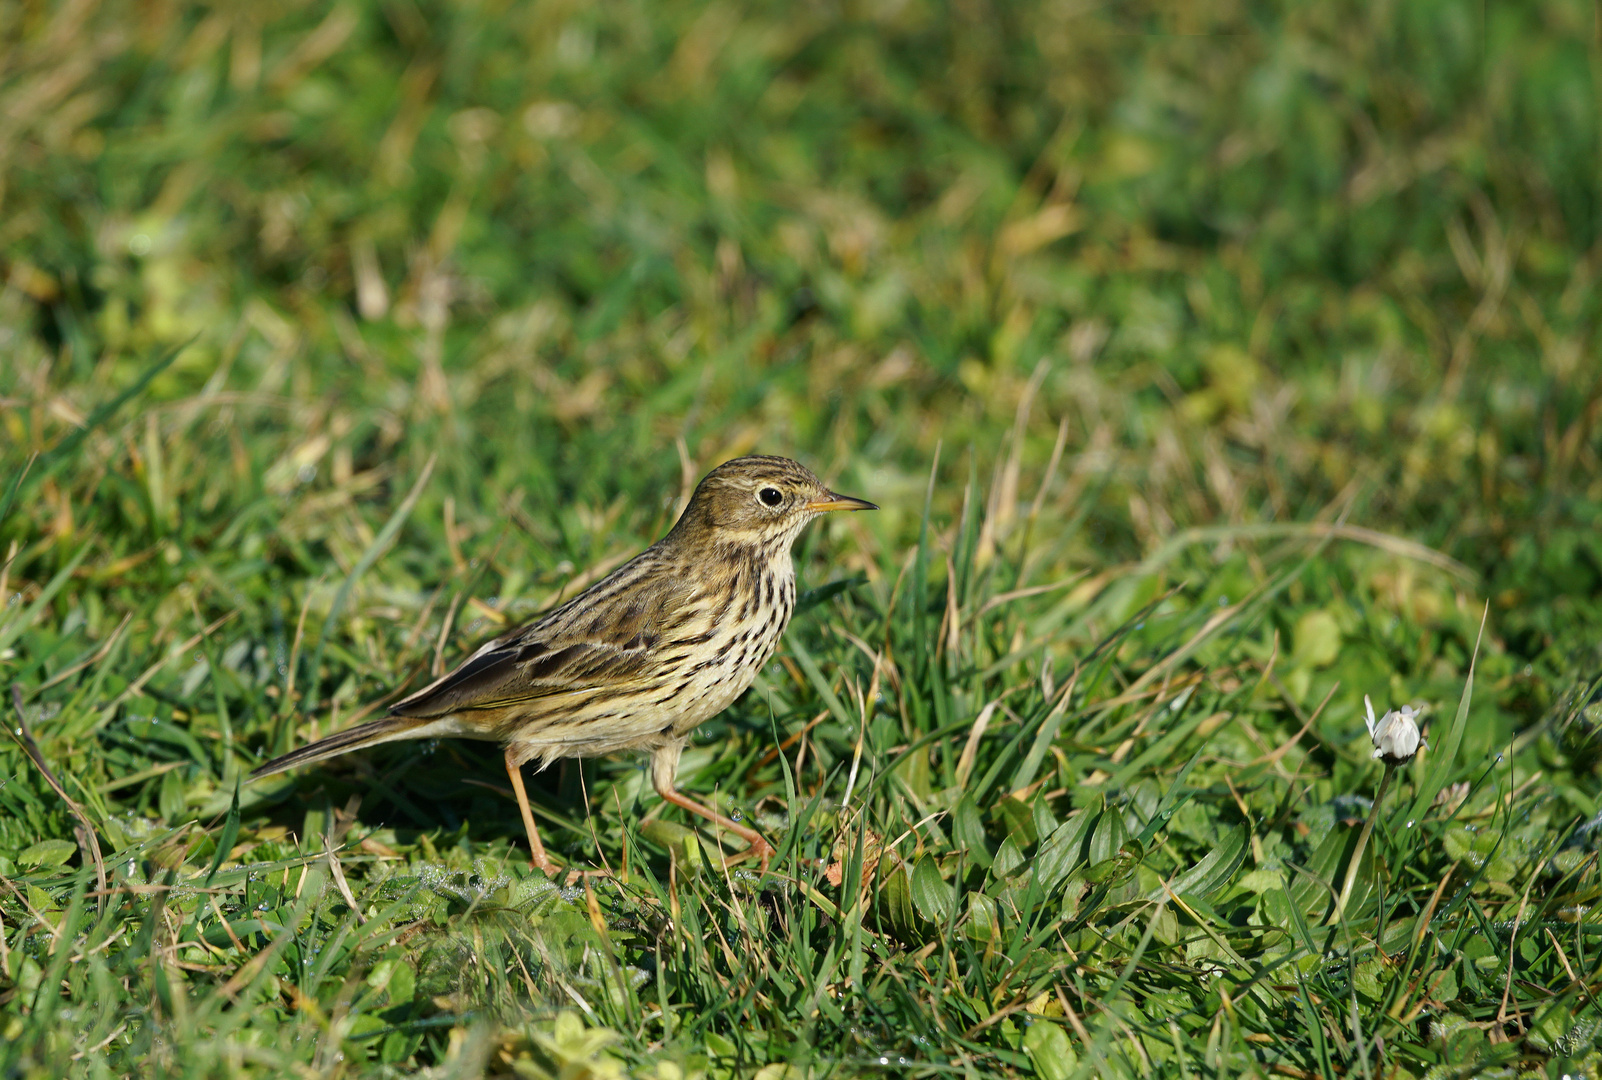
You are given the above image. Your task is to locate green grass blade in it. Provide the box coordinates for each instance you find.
[0,337,192,529]
[1403,602,1488,832]
[0,543,91,655]
[204,778,242,886]
[299,454,436,723]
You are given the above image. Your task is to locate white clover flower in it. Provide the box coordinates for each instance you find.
[1365,695,1425,764]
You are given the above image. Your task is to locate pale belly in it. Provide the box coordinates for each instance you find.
[665,627,784,736]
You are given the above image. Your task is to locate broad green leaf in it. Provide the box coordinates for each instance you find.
[911,856,955,923]
[878,861,923,944]
[964,893,999,943]
[953,794,993,868]
[19,839,77,868]
[1292,609,1341,668]
[1087,809,1127,865]
[1023,1021,1077,1080]
[1150,826,1247,901]
[1035,812,1096,892]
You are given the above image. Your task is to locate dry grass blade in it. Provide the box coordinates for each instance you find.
[7,684,107,905]
[1139,523,1476,582]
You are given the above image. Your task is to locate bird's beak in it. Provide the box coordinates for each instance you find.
[807,492,879,513]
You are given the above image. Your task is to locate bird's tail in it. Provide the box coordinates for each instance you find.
[250,716,431,780]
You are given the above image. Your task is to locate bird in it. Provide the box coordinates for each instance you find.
[250,455,876,875]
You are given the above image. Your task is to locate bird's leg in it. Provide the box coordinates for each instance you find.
[505,749,558,876]
[657,786,775,870]
[651,743,774,871]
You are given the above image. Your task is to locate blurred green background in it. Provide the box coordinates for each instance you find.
[4,0,1598,626]
[3,0,1601,1075]
[5,0,1599,735]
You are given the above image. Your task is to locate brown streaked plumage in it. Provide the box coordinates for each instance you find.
[250,455,876,874]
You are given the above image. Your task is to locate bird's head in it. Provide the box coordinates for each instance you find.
[670,455,876,551]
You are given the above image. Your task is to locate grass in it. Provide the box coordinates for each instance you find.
[2,0,1601,1076]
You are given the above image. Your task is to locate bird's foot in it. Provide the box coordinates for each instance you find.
[719,835,775,874]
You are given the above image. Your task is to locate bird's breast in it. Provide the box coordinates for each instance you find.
[656,557,795,732]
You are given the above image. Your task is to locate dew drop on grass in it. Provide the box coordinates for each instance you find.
[1406,821,1415,828]
[730,810,743,823]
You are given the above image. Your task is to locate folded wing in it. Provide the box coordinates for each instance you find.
[389,561,694,720]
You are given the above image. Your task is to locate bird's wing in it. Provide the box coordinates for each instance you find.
[388,560,696,720]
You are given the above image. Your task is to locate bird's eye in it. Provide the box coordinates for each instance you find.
[758,487,783,507]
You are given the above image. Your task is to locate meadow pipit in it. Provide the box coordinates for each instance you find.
[252,456,876,874]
